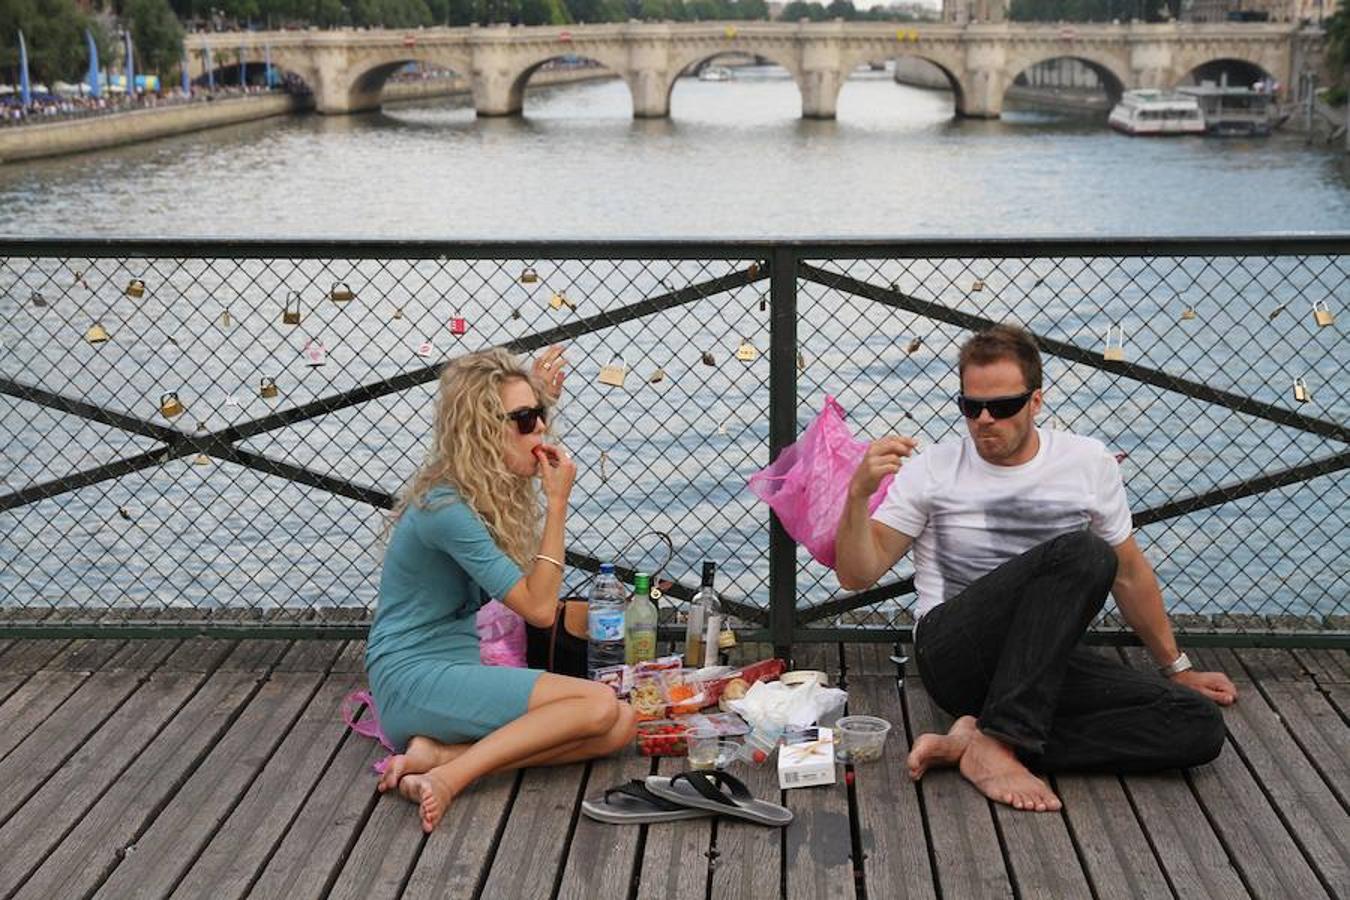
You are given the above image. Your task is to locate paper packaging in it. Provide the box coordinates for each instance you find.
[778,726,836,789]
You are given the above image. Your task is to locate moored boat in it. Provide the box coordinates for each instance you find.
[1108,89,1205,136]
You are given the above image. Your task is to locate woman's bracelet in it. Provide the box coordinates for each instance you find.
[535,553,565,571]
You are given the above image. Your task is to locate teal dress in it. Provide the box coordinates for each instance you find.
[366,486,543,751]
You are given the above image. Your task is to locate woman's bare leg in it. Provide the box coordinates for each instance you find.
[400,674,636,832]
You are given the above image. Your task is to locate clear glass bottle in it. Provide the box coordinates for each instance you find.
[625,571,658,665]
[686,561,719,668]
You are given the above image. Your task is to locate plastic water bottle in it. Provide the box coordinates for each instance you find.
[587,563,627,678]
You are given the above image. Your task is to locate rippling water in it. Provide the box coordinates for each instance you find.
[1,68,1349,238]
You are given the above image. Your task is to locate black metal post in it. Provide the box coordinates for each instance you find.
[768,247,798,662]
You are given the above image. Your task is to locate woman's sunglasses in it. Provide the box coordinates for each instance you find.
[503,405,547,435]
[956,391,1033,420]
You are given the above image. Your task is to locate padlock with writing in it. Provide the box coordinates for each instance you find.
[330,282,355,302]
[450,317,468,336]
[85,322,110,344]
[160,392,185,419]
[1103,324,1126,362]
[259,377,279,399]
[520,267,539,284]
[125,278,146,299]
[1313,300,1334,327]
[598,356,627,388]
[282,291,302,325]
[304,339,327,367]
[736,339,758,362]
[1293,376,1310,403]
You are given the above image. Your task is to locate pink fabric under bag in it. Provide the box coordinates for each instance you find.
[341,689,395,774]
[747,395,894,569]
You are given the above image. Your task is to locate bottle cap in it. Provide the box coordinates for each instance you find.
[701,561,716,585]
[599,562,615,575]
[634,572,652,593]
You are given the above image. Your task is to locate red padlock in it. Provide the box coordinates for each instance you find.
[450,317,467,336]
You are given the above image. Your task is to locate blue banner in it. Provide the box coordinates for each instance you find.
[264,43,273,88]
[181,54,190,94]
[124,30,134,97]
[205,46,214,90]
[18,30,31,107]
[239,45,246,87]
[85,28,101,99]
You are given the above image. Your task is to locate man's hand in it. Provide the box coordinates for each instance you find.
[849,436,919,502]
[1172,669,1238,706]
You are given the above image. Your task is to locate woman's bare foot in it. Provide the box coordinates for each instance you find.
[377,736,466,793]
[907,716,979,780]
[399,770,455,833]
[958,730,1062,812]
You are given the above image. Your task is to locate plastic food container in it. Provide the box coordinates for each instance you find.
[835,715,892,764]
[636,720,689,757]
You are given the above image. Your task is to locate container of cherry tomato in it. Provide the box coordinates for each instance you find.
[636,720,690,757]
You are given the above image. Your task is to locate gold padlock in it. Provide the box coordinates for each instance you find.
[160,392,185,419]
[85,322,110,344]
[549,291,575,311]
[598,357,627,388]
[1180,306,1197,321]
[282,291,302,325]
[1313,300,1334,327]
[1293,376,1310,403]
[221,309,232,328]
[125,278,146,299]
[1103,324,1126,362]
[735,339,758,362]
[520,267,538,284]
[259,377,279,399]
[31,291,46,307]
[971,279,985,292]
[330,282,355,302]
[747,261,761,278]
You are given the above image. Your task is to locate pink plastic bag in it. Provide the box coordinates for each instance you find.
[478,600,527,668]
[747,395,894,569]
[341,689,396,774]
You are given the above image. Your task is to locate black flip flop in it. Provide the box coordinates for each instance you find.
[645,770,793,827]
[581,779,717,825]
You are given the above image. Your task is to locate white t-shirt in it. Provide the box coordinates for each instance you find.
[871,428,1133,622]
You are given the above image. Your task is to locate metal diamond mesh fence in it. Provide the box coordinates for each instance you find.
[0,239,1345,646]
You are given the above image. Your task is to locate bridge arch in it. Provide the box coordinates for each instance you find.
[338,50,474,113]
[1002,50,1130,107]
[662,46,806,118]
[1177,56,1277,90]
[1169,47,1285,91]
[479,46,631,117]
[836,43,969,117]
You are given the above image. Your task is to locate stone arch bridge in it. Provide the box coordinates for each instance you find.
[185,21,1326,119]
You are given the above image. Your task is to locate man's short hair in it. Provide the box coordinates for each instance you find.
[958,324,1043,391]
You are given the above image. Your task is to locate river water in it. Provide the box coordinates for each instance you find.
[0,68,1346,624]
[1,67,1349,237]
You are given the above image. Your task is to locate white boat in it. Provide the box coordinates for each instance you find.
[1176,84,1277,136]
[1108,89,1205,136]
[698,66,733,82]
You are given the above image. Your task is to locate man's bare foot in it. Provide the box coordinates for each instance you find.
[958,730,1062,812]
[377,736,466,793]
[399,770,455,833]
[907,715,979,780]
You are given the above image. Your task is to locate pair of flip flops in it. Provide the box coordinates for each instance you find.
[581,770,793,827]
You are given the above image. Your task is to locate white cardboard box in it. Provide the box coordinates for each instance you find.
[777,726,836,789]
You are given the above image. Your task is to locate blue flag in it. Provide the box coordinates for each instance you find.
[124,30,134,97]
[264,43,273,88]
[205,46,214,90]
[239,45,246,87]
[18,30,31,107]
[181,54,190,94]
[85,28,101,99]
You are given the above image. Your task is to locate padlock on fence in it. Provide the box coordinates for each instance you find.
[282,291,302,325]
[125,278,146,299]
[160,392,185,419]
[330,282,355,302]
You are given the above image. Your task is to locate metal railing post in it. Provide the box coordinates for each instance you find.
[768,245,798,662]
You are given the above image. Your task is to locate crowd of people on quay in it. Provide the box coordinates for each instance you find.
[0,78,306,127]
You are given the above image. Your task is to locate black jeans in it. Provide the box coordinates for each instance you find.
[913,531,1224,774]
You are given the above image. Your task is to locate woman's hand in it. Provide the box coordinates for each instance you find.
[534,444,575,506]
[532,345,568,401]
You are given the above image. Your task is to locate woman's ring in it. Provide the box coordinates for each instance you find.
[543,361,552,370]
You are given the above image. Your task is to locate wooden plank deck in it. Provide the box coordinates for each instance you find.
[0,638,1345,900]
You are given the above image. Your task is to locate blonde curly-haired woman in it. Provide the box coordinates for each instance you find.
[367,346,636,833]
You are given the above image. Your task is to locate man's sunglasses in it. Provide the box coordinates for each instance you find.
[956,390,1034,420]
[503,405,547,435]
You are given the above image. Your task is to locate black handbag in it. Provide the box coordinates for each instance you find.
[525,531,675,678]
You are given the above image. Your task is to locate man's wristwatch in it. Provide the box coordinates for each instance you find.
[1158,652,1193,677]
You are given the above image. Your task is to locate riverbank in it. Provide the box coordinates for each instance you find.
[0,94,307,165]
[0,67,615,165]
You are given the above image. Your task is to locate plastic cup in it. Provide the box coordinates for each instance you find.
[835,715,892,764]
[713,739,741,770]
[687,726,719,769]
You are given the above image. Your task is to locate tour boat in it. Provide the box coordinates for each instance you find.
[698,66,733,82]
[1176,84,1277,136]
[1108,90,1205,136]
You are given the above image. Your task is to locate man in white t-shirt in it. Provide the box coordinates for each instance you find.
[835,324,1237,813]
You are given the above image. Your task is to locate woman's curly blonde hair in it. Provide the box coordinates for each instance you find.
[392,348,554,567]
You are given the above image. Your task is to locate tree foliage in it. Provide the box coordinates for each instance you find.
[1,0,104,84]
[1009,0,1172,22]
[126,0,187,75]
[1328,0,1349,72]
